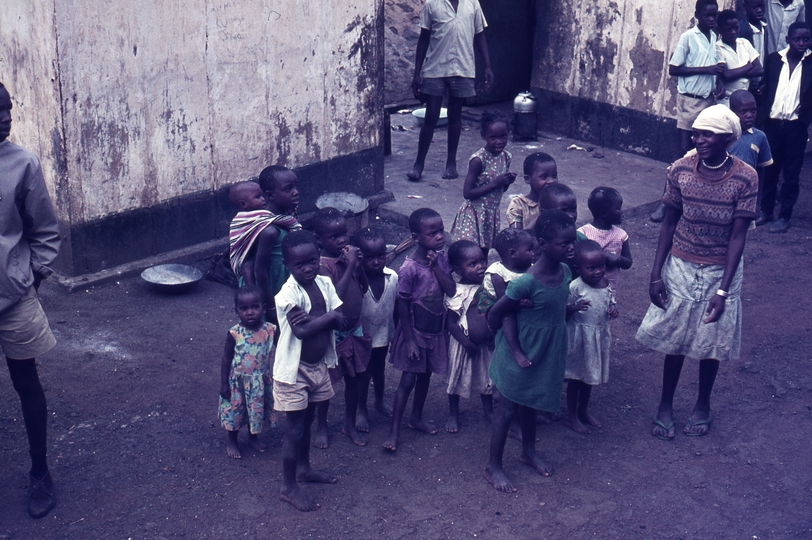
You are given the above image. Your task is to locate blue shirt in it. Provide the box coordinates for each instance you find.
[728,128,773,169]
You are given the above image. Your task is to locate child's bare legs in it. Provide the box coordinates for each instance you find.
[481,393,494,423]
[483,396,519,492]
[566,380,600,434]
[341,374,367,446]
[355,370,373,432]
[684,359,719,436]
[248,432,267,453]
[280,403,336,512]
[356,346,391,432]
[652,354,685,440]
[382,371,416,451]
[409,372,437,434]
[226,430,241,459]
[518,405,553,477]
[446,394,460,433]
[313,400,330,449]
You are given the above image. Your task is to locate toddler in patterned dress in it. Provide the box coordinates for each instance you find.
[219,285,275,459]
[578,187,633,294]
[451,110,518,257]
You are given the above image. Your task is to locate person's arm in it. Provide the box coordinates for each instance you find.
[447,311,478,355]
[649,205,681,309]
[398,297,419,362]
[606,239,633,270]
[328,248,361,299]
[669,64,724,77]
[254,226,281,318]
[286,306,345,340]
[491,274,507,299]
[463,159,516,200]
[473,32,494,90]
[704,217,750,323]
[21,163,60,281]
[747,58,764,78]
[220,332,236,400]
[566,299,591,320]
[487,294,530,367]
[426,250,456,297]
[412,28,431,99]
[721,59,760,80]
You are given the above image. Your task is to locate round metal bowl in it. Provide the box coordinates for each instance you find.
[412,107,449,127]
[141,264,203,293]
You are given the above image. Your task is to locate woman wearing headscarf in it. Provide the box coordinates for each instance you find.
[637,105,757,440]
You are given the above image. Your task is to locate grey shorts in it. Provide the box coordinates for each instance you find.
[273,360,335,412]
[421,77,476,98]
[676,93,716,131]
[0,287,56,360]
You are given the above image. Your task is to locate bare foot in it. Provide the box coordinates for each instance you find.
[508,426,522,442]
[313,424,330,449]
[355,410,370,433]
[280,485,319,512]
[248,435,267,453]
[408,418,439,435]
[483,464,517,493]
[341,425,369,446]
[566,416,591,435]
[375,400,394,418]
[537,410,565,424]
[381,433,399,452]
[442,164,458,179]
[407,164,423,182]
[519,451,553,477]
[296,468,337,484]
[445,415,459,434]
[579,412,602,429]
[226,439,241,459]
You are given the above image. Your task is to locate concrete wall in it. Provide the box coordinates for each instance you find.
[531,0,735,162]
[1,0,384,275]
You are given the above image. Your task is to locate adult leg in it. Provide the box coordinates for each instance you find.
[652,354,685,440]
[446,394,460,433]
[684,359,719,436]
[518,405,553,476]
[7,358,54,518]
[408,95,444,181]
[313,399,329,449]
[443,96,465,179]
[483,397,519,492]
[382,371,417,451]
[772,121,807,227]
[408,372,438,434]
[341,374,367,446]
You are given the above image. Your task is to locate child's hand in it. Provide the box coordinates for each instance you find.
[405,339,420,362]
[287,306,310,326]
[220,382,230,401]
[464,342,480,356]
[341,245,362,269]
[512,350,532,368]
[607,305,619,319]
[331,309,347,329]
[518,299,534,309]
[707,63,725,76]
[426,249,438,267]
[567,300,590,316]
[495,171,517,188]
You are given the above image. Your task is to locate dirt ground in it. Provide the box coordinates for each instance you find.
[3,121,812,538]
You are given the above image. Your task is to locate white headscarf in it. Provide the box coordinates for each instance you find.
[692,104,742,148]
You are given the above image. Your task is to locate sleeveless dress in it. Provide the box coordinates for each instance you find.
[489,265,571,412]
[451,148,512,250]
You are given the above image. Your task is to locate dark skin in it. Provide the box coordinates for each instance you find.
[730,92,767,198]
[354,237,395,431]
[382,216,455,451]
[649,130,750,440]
[407,0,494,181]
[278,242,345,512]
[589,196,633,271]
[315,218,368,447]
[483,226,585,493]
[718,18,763,82]
[445,247,491,434]
[252,171,300,322]
[745,0,765,27]
[220,292,268,458]
[510,161,557,229]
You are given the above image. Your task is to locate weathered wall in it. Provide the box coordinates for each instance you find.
[1,0,384,275]
[532,0,735,162]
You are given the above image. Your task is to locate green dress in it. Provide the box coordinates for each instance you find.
[488,264,571,412]
[238,226,290,298]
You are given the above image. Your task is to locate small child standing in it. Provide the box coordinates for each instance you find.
[565,241,619,434]
[274,231,345,512]
[506,153,558,231]
[312,208,372,448]
[382,208,456,452]
[445,240,493,433]
[578,187,633,294]
[451,111,517,256]
[219,285,275,459]
[353,227,397,431]
[484,210,586,493]
[476,228,536,314]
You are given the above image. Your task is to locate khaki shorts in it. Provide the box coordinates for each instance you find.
[420,76,476,98]
[676,93,716,130]
[0,287,56,360]
[273,360,335,412]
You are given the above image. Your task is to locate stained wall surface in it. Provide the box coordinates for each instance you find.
[1,0,384,274]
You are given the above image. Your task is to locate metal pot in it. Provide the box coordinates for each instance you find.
[513,91,536,113]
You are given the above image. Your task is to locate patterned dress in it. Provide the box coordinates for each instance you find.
[451,148,512,250]
[578,223,629,294]
[219,322,275,434]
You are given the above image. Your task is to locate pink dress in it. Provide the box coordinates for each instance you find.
[578,223,629,294]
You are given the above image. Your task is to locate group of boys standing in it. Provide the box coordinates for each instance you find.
[654,0,812,234]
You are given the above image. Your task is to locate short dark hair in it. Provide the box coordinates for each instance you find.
[695,0,717,13]
[717,9,738,27]
[586,186,621,219]
[352,226,385,248]
[448,239,480,268]
[729,89,756,111]
[534,209,574,242]
[523,152,556,176]
[538,183,575,210]
[281,230,318,260]
[234,284,263,306]
[493,228,534,259]
[574,239,604,264]
[312,207,345,235]
[408,208,441,234]
[228,181,260,207]
[480,110,510,133]
[258,165,291,193]
[787,21,811,37]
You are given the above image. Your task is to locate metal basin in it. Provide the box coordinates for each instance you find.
[412,107,449,127]
[141,264,203,293]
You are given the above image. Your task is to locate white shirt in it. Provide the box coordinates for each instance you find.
[670,26,719,98]
[360,267,398,348]
[749,21,768,60]
[419,0,487,79]
[769,47,812,120]
[716,38,760,103]
[765,0,805,54]
[273,275,342,384]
